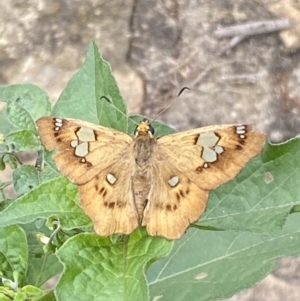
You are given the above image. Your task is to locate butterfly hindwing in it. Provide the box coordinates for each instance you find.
[79,159,139,236]
[142,160,208,239]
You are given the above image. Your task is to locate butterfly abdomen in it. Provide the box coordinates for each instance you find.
[132,134,157,217]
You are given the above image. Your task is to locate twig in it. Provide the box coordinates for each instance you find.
[215,19,290,38]
[215,19,291,55]
[217,35,245,56]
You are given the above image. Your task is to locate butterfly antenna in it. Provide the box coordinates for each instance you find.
[150,87,190,123]
[100,96,138,125]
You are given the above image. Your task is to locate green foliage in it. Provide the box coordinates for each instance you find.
[0,41,300,301]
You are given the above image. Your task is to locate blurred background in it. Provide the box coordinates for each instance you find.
[0,1,299,299]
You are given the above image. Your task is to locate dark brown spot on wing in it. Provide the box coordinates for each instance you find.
[196,166,203,173]
[176,192,181,201]
[236,145,243,150]
[56,138,62,143]
[86,162,92,168]
[193,134,200,145]
[54,132,59,137]
[108,202,115,209]
[75,127,81,135]
[165,203,178,211]
[99,187,108,198]
[179,190,184,197]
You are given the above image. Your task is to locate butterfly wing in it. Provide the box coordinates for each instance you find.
[37,117,133,184]
[142,160,208,239]
[37,117,139,235]
[79,151,139,235]
[157,124,265,189]
[142,124,265,239]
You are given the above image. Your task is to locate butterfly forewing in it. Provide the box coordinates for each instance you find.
[157,124,266,190]
[37,117,133,184]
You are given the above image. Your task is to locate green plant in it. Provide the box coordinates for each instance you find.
[0,41,300,301]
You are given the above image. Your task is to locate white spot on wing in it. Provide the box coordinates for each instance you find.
[168,176,179,187]
[54,118,63,128]
[71,140,78,147]
[77,127,96,142]
[197,132,219,147]
[236,125,245,131]
[75,142,89,157]
[236,125,246,135]
[106,173,117,185]
[202,147,217,162]
[214,145,224,154]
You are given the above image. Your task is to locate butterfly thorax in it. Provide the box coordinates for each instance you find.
[133,119,156,174]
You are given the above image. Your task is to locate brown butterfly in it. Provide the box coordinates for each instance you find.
[36,117,265,239]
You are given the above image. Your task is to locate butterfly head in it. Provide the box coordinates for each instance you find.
[134,119,155,137]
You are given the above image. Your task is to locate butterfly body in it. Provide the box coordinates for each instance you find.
[37,117,266,239]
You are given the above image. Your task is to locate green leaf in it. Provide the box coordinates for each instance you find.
[13,165,39,196]
[21,285,42,295]
[5,130,40,151]
[26,254,61,289]
[6,101,36,132]
[36,291,56,301]
[0,110,17,135]
[148,213,300,301]
[13,291,26,301]
[7,154,18,170]
[0,84,51,120]
[55,229,172,301]
[52,41,130,132]
[0,181,11,191]
[198,137,300,232]
[0,225,28,286]
[12,165,59,196]
[0,293,11,301]
[21,222,63,287]
[0,177,90,231]
[0,155,5,171]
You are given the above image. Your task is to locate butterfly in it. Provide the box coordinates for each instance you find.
[36,117,265,239]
